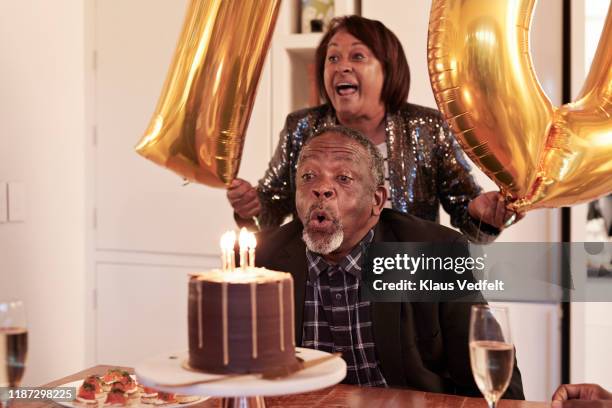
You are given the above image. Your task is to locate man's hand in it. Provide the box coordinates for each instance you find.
[468,191,524,229]
[552,401,612,407]
[227,178,261,219]
[553,383,612,401]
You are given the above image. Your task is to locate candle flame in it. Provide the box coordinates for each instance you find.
[247,232,257,249]
[247,232,256,268]
[220,231,236,252]
[224,230,237,271]
[239,227,249,250]
[219,233,227,251]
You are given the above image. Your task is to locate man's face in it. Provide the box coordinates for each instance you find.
[295,132,384,255]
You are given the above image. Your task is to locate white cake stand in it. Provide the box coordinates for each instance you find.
[135,347,346,408]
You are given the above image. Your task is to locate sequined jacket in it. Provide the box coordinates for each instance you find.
[256,102,499,244]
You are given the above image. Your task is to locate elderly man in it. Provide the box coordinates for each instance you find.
[255,126,524,398]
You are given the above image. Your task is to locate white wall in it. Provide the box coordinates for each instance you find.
[0,0,86,385]
[569,0,612,390]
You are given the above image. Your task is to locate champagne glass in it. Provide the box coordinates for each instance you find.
[0,300,28,389]
[469,305,514,408]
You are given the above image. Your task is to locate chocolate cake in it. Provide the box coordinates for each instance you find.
[188,269,296,374]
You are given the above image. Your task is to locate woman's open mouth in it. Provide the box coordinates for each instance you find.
[335,82,359,96]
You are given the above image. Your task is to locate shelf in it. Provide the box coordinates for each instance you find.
[278,33,323,54]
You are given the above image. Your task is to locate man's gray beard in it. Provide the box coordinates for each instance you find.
[302,228,344,255]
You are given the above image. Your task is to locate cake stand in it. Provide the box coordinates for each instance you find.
[135,347,346,408]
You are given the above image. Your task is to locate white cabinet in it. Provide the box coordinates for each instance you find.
[96,263,191,367]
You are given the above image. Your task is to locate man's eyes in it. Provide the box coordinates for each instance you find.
[299,173,353,183]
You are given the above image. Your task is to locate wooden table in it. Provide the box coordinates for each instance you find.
[19,365,553,407]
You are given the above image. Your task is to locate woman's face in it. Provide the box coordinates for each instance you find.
[323,30,385,120]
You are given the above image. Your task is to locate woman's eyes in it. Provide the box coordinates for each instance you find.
[326,52,366,63]
[301,173,315,181]
[337,175,353,183]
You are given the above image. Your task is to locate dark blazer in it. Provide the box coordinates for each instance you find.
[256,209,525,399]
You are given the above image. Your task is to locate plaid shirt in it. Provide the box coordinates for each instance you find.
[303,230,387,387]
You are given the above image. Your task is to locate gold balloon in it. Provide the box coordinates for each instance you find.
[428,0,612,211]
[135,0,281,187]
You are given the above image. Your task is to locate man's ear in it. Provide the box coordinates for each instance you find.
[372,185,387,216]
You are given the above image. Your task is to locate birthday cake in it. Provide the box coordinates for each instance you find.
[187,267,296,374]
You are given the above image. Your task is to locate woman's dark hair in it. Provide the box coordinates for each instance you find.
[314,15,411,113]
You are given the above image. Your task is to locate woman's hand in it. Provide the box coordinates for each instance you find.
[468,191,524,229]
[227,178,261,219]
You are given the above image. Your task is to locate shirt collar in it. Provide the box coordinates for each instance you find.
[305,229,375,283]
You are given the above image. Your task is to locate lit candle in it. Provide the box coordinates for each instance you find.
[239,228,249,271]
[247,233,257,268]
[220,231,234,271]
[228,230,236,271]
[220,233,227,271]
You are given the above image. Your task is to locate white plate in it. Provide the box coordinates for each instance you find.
[55,376,207,408]
[135,347,346,398]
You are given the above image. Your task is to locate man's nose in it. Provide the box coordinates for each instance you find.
[312,186,335,199]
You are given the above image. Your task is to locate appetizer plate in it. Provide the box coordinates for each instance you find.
[55,375,207,408]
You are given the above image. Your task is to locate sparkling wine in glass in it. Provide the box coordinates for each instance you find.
[469,305,514,408]
[0,300,28,388]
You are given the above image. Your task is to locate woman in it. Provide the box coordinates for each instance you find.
[228,15,518,243]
